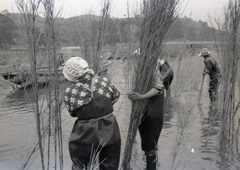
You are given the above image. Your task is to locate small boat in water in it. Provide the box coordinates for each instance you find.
[0,66,64,89]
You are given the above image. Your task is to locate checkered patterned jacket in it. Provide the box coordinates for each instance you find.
[64,76,120,115]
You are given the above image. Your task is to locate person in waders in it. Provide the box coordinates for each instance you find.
[158,59,174,99]
[128,66,164,170]
[200,47,221,103]
[63,57,121,170]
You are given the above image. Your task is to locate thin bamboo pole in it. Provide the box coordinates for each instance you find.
[198,75,205,105]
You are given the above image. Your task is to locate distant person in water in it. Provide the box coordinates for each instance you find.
[63,56,121,170]
[200,47,221,103]
[58,52,64,67]
[158,59,174,98]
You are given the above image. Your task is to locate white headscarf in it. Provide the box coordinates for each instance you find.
[158,59,165,66]
[63,57,94,82]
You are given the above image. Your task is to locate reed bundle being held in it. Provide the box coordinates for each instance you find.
[122,0,180,169]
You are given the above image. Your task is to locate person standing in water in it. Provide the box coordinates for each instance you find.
[128,65,164,170]
[63,56,121,170]
[200,47,221,103]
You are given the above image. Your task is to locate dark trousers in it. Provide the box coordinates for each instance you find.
[138,115,164,170]
[71,140,121,170]
[139,115,163,152]
[209,75,221,102]
[70,117,121,170]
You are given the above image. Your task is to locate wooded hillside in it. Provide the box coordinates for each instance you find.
[0,13,217,49]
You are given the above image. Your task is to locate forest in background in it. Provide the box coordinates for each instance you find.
[0,13,217,49]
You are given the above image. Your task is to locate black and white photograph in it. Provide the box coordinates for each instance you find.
[0,0,239,170]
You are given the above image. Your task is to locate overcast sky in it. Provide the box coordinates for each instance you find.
[0,0,228,22]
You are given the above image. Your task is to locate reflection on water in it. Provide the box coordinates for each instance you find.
[0,87,73,170]
[157,76,240,170]
[0,88,36,170]
[163,101,175,129]
[200,105,221,166]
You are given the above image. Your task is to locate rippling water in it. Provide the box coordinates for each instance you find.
[0,87,74,170]
[0,60,239,170]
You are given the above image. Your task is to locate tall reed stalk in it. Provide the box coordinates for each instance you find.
[15,0,45,169]
[75,0,111,74]
[16,0,64,169]
[123,0,138,93]
[42,0,63,170]
[122,0,180,169]
[212,0,240,158]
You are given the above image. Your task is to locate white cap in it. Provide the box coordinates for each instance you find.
[63,57,89,82]
[158,59,165,66]
[133,48,140,55]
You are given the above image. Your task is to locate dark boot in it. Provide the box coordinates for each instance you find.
[145,151,157,170]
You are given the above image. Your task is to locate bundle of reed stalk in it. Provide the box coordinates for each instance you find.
[217,0,240,148]
[122,0,180,169]
[209,0,240,157]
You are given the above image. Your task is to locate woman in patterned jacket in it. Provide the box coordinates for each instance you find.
[63,57,121,170]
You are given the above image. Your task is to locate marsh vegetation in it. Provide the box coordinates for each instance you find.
[0,0,240,170]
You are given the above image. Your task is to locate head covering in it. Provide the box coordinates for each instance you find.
[63,57,91,82]
[158,59,165,66]
[133,48,140,55]
[199,47,212,57]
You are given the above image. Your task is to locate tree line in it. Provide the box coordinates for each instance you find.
[0,13,217,49]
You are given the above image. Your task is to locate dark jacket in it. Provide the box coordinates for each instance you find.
[204,56,221,79]
[159,61,174,80]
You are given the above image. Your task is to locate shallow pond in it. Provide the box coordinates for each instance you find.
[0,59,239,170]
